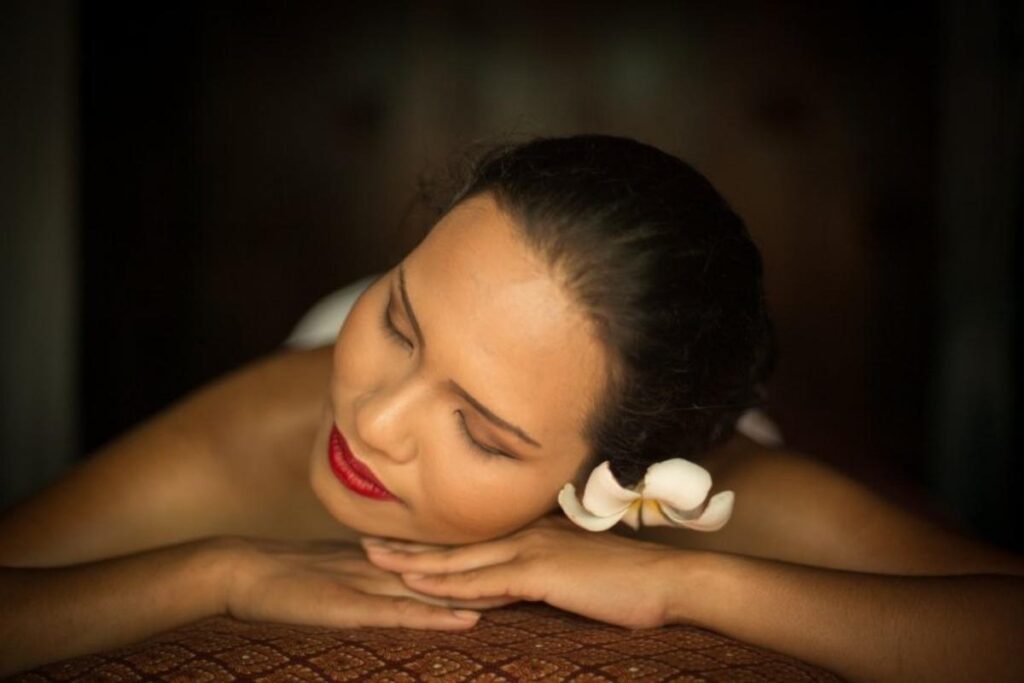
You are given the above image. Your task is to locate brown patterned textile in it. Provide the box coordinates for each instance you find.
[15,604,843,682]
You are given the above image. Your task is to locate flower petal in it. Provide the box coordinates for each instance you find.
[580,461,641,517]
[638,499,672,527]
[641,458,712,512]
[619,501,642,530]
[660,490,734,531]
[557,483,626,531]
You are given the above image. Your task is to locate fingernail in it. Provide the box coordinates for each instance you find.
[403,572,425,580]
[385,541,411,550]
[452,609,480,621]
[365,544,392,553]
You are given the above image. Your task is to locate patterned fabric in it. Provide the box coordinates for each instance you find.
[17,603,843,682]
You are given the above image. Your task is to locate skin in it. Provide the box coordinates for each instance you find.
[1,191,1022,679]
[307,194,607,545]
[0,191,610,674]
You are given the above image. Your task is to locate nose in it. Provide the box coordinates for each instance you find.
[352,376,422,464]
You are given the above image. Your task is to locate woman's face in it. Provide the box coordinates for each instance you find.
[308,193,609,544]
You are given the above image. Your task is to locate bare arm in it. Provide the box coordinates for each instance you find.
[0,348,316,672]
[635,437,1024,576]
[664,550,1024,682]
[0,538,232,677]
[0,533,493,677]
[642,440,1024,680]
[361,434,1024,681]
[0,346,488,676]
[363,513,1024,682]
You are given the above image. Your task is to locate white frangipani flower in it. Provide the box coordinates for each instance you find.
[557,459,734,532]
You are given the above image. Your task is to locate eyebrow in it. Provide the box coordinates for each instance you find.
[396,264,543,450]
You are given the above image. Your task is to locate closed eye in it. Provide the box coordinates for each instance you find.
[381,289,515,462]
[381,295,413,350]
[456,410,515,460]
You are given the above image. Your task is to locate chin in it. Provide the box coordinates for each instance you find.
[307,447,359,529]
[306,451,409,540]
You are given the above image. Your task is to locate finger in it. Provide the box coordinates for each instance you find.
[459,595,520,609]
[416,593,521,610]
[363,539,518,575]
[416,594,520,610]
[361,537,447,553]
[343,572,515,609]
[400,562,538,602]
[301,539,364,553]
[357,595,482,630]
[342,575,516,610]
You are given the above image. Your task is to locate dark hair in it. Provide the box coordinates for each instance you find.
[438,135,776,487]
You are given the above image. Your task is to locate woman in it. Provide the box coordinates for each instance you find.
[1,135,1021,680]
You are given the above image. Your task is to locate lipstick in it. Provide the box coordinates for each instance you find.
[328,424,399,502]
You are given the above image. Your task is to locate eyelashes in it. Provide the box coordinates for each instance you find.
[381,296,413,350]
[378,294,515,461]
[455,410,512,460]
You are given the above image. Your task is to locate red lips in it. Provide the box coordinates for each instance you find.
[328,424,400,502]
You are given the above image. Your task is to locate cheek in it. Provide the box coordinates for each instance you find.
[333,289,386,389]
[423,464,556,542]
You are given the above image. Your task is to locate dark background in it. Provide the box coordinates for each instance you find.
[2,1,1021,551]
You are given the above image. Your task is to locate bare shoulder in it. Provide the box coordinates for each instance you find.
[0,346,335,568]
[630,433,1024,576]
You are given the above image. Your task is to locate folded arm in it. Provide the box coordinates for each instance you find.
[0,538,232,677]
[637,435,1024,577]
[363,438,1024,682]
[669,549,1024,682]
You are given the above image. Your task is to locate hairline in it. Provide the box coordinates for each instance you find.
[460,186,630,479]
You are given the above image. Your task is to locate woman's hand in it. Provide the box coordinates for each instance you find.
[361,515,681,630]
[221,537,515,631]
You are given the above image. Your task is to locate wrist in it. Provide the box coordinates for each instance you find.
[193,536,255,617]
[653,547,730,628]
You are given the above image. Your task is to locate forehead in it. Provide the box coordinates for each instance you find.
[405,194,607,455]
